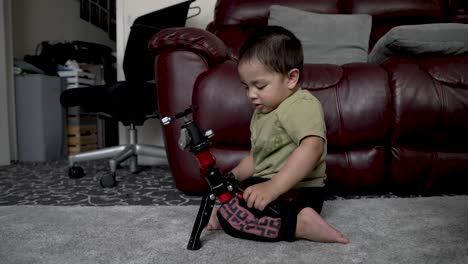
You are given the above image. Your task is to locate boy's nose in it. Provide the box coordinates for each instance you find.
[247,88,257,100]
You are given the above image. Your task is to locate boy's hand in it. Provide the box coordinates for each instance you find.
[243,181,280,211]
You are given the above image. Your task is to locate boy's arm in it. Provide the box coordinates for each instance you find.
[243,136,323,210]
[231,151,255,182]
[270,135,324,194]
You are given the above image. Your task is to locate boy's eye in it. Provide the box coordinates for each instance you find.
[256,84,266,89]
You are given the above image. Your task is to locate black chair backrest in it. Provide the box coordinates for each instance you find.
[123,0,195,83]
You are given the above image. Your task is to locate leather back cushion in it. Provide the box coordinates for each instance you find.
[212,0,447,50]
[193,62,391,193]
[346,0,446,47]
[447,0,468,23]
[193,60,253,147]
[387,56,468,150]
[303,64,391,149]
[306,64,391,193]
[386,56,468,193]
[213,0,341,28]
[193,62,391,147]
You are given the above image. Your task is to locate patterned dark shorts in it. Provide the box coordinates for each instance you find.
[217,178,324,242]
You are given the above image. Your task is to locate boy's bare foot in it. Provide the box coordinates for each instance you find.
[206,207,222,230]
[296,207,349,244]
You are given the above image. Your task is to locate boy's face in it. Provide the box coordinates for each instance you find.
[238,59,299,114]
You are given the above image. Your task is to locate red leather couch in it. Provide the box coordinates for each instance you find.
[150,0,468,196]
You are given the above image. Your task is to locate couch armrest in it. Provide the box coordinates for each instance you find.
[149,27,232,65]
[149,27,236,194]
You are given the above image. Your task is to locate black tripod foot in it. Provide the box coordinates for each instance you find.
[187,193,215,250]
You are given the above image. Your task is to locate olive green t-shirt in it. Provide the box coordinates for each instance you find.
[250,89,327,188]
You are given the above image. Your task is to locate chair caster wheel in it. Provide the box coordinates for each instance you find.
[69,166,85,179]
[100,173,117,188]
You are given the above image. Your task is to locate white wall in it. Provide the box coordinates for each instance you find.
[12,0,116,59]
[0,0,12,165]
[8,0,116,161]
[116,0,215,165]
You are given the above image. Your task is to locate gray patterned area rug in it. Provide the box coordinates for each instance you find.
[1,161,465,206]
[1,161,468,263]
[0,160,201,206]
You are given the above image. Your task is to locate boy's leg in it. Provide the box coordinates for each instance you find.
[215,197,349,243]
[207,206,222,230]
[289,187,349,243]
[295,207,349,244]
[216,197,284,241]
[214,184,349,243]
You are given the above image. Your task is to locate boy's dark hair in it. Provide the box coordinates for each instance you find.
[238,25,303,77]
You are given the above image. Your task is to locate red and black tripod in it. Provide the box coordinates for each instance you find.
[162,106,279,250]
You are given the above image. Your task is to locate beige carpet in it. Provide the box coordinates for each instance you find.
[1,196,467,264]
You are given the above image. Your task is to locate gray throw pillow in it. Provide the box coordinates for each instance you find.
[369,23,468,64]
[268,5,372,65]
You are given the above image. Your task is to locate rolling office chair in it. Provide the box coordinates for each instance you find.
[60,0,195,187]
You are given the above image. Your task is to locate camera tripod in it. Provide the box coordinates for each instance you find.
[162,106,279,250]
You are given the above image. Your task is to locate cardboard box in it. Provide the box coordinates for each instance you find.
[67,124,99,155]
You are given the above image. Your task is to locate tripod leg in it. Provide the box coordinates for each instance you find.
[187,193,215,250]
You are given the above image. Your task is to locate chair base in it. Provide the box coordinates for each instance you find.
[67,124,167,183]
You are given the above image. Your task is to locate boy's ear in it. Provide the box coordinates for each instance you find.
[287,68,300,89]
